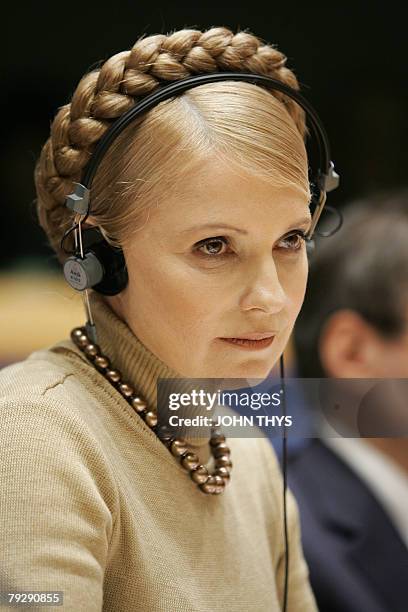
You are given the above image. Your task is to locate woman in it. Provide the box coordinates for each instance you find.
[0,27,318,611]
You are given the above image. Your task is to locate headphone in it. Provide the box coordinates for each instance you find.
[61,71,339,612]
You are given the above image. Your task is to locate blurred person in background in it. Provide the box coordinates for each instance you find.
[288,190,408,612]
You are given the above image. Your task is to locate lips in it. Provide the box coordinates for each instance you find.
[218,336,276,350]
[220,332,276,340]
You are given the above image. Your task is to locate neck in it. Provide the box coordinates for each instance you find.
[91,292,213,465]
[365,438,408,475]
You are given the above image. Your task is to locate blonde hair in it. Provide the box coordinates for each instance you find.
[34,26,310,262]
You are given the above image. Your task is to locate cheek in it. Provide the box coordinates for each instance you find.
[126,254,218,333]
[284,255,309,317]
[382,344,408,377]
[274,258,308,351]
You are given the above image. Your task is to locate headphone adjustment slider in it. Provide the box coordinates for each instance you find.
[321,161,340,193]
[65,182,90,215]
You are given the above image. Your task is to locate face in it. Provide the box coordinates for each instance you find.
[318,308,408,435]
[113,156,311,379]
[321,307,408,379]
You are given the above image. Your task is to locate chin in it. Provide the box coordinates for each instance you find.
[216,363,272,381]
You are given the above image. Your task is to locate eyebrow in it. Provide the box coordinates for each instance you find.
[180,217,312,235]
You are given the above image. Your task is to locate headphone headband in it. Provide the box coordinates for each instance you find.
[65,71,339,237]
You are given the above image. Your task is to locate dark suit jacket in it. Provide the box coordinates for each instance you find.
[286,439,408,612]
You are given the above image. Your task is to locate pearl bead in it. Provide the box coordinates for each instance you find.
[213,442,231,458]
[131,396,148,413]
[215,455,233,468]
[71,328,84,341]
[215,466,230,482]
[106,369,121,383]
[84,343,100,358]
[94,355,110,370]
[77,334,89,347]
[170,439,188,457]
[157,426,173,443]
[210,432,226,447]
[200,476,217,494]
[181,452,200,471]
[190,465,209,484]
[144,411,158,427]
[213,475,225,494]
[119,383,134,397]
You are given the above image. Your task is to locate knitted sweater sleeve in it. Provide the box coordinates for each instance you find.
[0,365,118,611]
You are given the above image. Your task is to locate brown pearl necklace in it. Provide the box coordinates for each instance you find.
[70,327,232,495]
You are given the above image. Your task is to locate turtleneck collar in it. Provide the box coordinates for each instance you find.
[88,291,181,412]
[85,291,213,466]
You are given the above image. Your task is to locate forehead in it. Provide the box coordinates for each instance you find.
[150,156,311,231]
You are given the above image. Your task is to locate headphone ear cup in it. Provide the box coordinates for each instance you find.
[63,251,104,291]
[81,227,128,296]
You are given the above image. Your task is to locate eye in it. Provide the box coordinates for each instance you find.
[193,229,308,260]
[194,236,231,258]
[276,230,307,251]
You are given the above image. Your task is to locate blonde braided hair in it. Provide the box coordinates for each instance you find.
[34,26,309,262]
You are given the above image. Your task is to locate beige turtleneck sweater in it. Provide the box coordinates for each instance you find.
[0,292,317,611]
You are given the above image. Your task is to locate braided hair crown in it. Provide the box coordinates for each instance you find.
[35,27,307,261]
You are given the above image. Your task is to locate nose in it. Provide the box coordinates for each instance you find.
[239,257,287,315]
